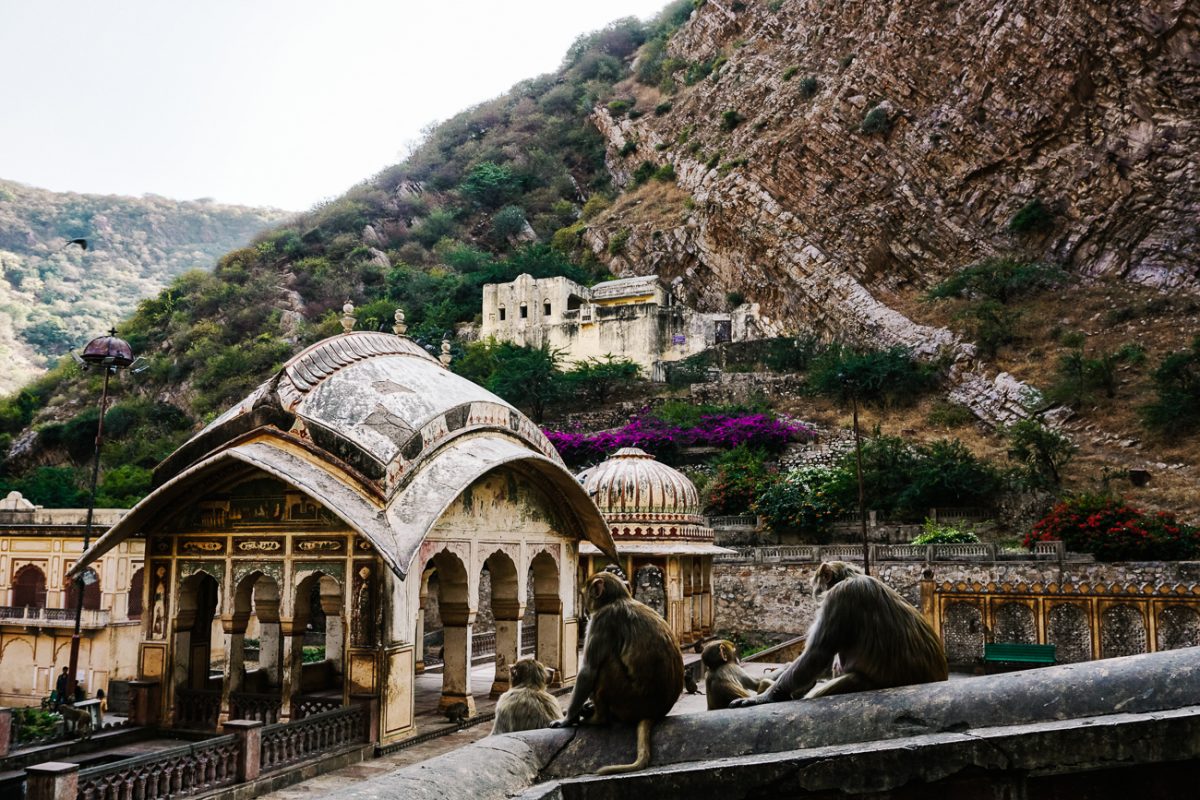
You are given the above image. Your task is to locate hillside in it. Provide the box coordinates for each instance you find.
[0,0,1197,519]
[0,179,288,392]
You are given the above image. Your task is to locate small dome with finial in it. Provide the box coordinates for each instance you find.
[81,328,133,367]
[577,448,710,538]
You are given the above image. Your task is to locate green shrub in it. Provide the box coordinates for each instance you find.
[1009,199,1054,234]
[562,355,641,404]
[927,401,976,428]
[618,139,638,157]
[1115,342,1146,366]
[706,446,778,516]
[491,205,527,240]
[654,102,673,116]
[1141,337,1200,436]
[726,291,745,308]
[653,163,677,182]
[607,98,633,117]
[782,66,798,81]
[860,105,892,134]
[580,195,611,220]
[459,162,522,209]
[809,345,938,408]
[956,300,1021,357]
[911,520,980,545]
[1004,419,1075,489]
[302,645,326,664]
[631,161,657,185]
[764,335,826,372]
[754,465,843,542]
[720,109,744,132]
[798,75,819,98]
[1046,348,1120,406]
[607,229,631,255]
[927,258,1066,304]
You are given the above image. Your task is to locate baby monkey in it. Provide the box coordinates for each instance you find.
[701,639,774,710]
[491,657,562,735]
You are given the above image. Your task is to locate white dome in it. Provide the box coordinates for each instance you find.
[577,448,714,543]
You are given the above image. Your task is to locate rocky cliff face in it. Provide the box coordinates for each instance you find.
[584,0,1197,424]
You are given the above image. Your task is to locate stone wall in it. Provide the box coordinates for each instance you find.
[713,559,1200,636]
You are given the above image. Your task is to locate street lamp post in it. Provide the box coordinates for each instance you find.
[66,328,135,701]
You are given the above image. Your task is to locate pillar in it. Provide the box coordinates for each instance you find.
[701,556,713,635]
[223,719,263,782]
[534,597,563,686]
[278,620,305,722]
[26,762,78,800]
[415,596,427,674]
[438,602,475,715]
[259,622,282,685]
[219,616,248,725]
[0,707,11,758]
[490,600,524,698]
[682,560,694,644]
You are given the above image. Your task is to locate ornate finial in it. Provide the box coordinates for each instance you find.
[340,300,356,333]
[392,308,407,336]
[439,337,453,366]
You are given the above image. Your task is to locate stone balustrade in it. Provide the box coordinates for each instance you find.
[259,705,368,774]
[714,541,1071,564]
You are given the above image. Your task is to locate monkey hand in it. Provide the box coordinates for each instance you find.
[550,716,580,728]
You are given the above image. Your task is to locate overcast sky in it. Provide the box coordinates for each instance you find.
[0,1,669,211]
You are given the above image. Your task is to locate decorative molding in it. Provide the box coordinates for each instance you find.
[232,560,284,588]
[294,560,345,585]
[232,536,285,555]
[178,537,227,556]
[292,536,347,555]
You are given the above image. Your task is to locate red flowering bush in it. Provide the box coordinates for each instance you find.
[1023,494,1200,561]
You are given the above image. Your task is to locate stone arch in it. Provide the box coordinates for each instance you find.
[174,571,221,729]
[427,548,474,715]
[292,571,345,691]
[1046,603,1091,664]
[65,567,102,611]
[527,550,563,685]
[1156,605,1200,651]
[941,602,984,665]
[481,549,522,697]
[128,567,145,619]
[1101,604,1147,658]
[992,602,1036,644]
[13,564,47,608]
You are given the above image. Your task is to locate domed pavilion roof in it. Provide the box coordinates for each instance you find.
[578,448,719,548]
[77,329,617,578]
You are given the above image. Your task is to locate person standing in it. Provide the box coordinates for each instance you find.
[55,667,69,704]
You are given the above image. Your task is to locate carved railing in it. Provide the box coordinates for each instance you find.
[230,692,282,724]
[0,606,111,628]
[472,630,496,655]
[293,695,342,719]
[706,514,759,529]
[713,541,1078,565]
[175,688,221,730]
[259,705,368,773]
[77,733,239,800]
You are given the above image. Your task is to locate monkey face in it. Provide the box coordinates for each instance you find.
[509,657,548,689]
[701,639,740,670]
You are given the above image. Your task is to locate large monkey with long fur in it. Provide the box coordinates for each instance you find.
[491,657,562,735]
[552,571,684,774]
[731,561,947,706]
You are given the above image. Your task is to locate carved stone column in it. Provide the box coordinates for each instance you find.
[415,595,427,674]
[490,600,524,698]
[682,559,694,644]
[278,619,305,722]
[701,556,713,635]
[534,596,563,687]
[438,602,476,715]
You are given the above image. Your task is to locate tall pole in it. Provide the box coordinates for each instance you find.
[852,393,870,576]
[66,366,112,700]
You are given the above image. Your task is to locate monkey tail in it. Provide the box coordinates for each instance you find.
[595,718,654,775]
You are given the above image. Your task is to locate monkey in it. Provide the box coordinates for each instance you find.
[731,561,947,707]
[443,701,469,724]
[552,571,684,775]
[683,670,700,695]
[491,657,563,735]
[57,703,93,739]
[701,639,774,710]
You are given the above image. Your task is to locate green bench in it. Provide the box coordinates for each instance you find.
[983,643,1056,671]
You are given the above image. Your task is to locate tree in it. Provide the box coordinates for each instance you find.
[563,355,640,404]
[1005,419,1075,489]
[459,162,521,209]
[484,343,564,423]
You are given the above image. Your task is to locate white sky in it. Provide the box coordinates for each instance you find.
[0,1,669,211]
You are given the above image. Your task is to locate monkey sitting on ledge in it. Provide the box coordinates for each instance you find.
[552,571,684,774]
[701,639,774,710]
[731,561,947,707]
[491,657,562,735]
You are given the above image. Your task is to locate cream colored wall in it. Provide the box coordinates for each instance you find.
[0,530,144,705]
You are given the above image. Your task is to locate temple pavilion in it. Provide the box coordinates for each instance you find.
[576,447,731,647]
[76,316,617,745]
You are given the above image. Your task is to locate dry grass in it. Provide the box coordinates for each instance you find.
[597,180,692,231]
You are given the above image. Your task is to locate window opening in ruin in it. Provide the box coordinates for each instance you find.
[567,294,583,311]
[499,306,506,321]
[520,304,528,319]
[544,301,552,316]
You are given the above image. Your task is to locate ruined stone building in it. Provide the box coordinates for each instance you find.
[577,448,731,647]
[77,327,617,745]
[480,273,761,378]
[0,491,141,705]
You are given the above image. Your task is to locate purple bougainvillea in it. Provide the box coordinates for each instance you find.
[544,412,813,466]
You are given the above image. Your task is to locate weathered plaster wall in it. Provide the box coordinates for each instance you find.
[713,560,1200,636]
